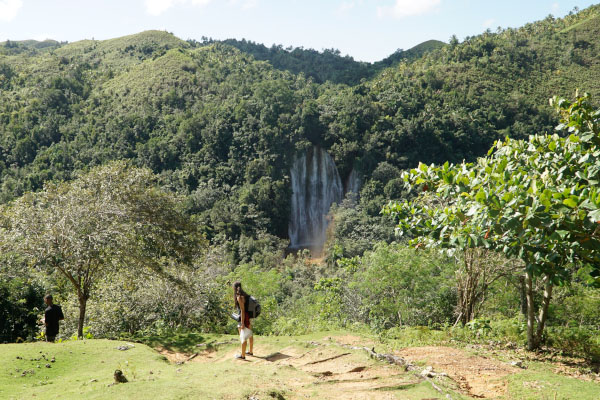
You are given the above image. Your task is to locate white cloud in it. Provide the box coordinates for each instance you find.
[482,18,495,29]
[145,0,212,16]
[229,0,258,10]
[377,0,441,19]
[335,1,356,17]
[242,0,258,10]
[551,2,560,14]
[0,0,22,22]
[338,1,355,13]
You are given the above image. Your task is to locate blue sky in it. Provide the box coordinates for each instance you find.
[0,0,598,62]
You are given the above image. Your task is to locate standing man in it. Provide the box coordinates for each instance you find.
[43,294,64,342]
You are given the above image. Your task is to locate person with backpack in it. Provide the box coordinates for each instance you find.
[233,281,260,360]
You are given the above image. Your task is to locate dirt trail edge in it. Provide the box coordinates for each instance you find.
[157,335,465,399]
[395,346,518,398]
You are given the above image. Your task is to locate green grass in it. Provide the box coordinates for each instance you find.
[0,333,453,400]
[2,332,598,399]
[0,337,292,400]
[506,361,600,400]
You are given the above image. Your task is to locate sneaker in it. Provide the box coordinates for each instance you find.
[246,352,253,356]
[235,354,245,360]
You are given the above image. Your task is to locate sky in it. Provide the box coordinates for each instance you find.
[0,0,598,62]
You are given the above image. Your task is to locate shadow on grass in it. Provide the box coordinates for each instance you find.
[136,332,207,353]
[264,352,292,362]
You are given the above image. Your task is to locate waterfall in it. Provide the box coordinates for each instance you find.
[288,146,343,252]
[345,168,361,199]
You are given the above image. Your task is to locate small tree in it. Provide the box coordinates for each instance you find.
[454,248,519,325]
[0,161,204,339]
[405,189,517,325]
[384,94,600,350]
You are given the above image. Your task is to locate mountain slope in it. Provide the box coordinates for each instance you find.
[0,6,600,245]
[214,38,446,85]
[210,38,373,85]
[375,39,447,68]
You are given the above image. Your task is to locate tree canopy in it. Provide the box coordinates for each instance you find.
[384,94,600,349]
[0,5,599,246]
[0,161,204,338]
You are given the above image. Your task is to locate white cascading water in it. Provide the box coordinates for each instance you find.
[345,168,361,198]
[288,146,345,252]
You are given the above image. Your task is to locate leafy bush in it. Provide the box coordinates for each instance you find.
[0,277,45,343]
[326,198,396,259]
[60,259,230,339]
[346,243,457,331]
[225,263,286,335]
[546,326,600,362]
[382,326,451,347]
[549,282,600,328]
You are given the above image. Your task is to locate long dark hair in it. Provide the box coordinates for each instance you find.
[233,281,248,309]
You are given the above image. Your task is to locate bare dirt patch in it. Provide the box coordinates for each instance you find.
[158,346,221,364]
[156,339,455,399]
[162,340,427,399]
[257,343,422,399]
[396,346,517,398]
[158,347,192,364]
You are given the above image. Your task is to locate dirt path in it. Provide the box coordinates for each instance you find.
[396,346,517,398]
[158,337,447,399]
[226,343,414,399]
[156,336,535,399]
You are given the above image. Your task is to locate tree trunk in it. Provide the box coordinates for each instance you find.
[78,295,87,340]
[519,275,527,317]
[525,270,536,351]
[457,249,478,325]
[533,276,553,349]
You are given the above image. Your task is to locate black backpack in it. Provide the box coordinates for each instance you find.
[246,295,261,318]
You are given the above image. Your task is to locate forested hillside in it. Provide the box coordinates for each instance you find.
[206,38,374,85]
[2,6,600,372]
[203,38,445,85]
[373,39,447,69]
[0,5,599,247]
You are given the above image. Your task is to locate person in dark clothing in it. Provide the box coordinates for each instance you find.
[43,294,64,342]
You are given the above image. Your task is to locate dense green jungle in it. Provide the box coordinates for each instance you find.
[1,3,600,372]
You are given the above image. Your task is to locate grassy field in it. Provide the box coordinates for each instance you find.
[1,332,598,399]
